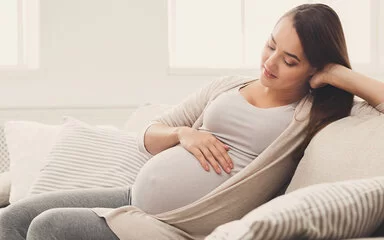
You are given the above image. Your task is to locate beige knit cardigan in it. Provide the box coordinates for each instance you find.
[93,76,384,240]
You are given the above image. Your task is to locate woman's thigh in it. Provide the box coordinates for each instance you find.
[0,186,130,239]
[27,208,119,240]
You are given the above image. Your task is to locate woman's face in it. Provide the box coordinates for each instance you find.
[260,16,316,93]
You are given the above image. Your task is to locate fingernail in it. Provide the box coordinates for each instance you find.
[205,165,209,171]
[217,168,221,174]
[226,167,231,173]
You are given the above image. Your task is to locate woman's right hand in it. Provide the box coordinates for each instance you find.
[177,127,233,174]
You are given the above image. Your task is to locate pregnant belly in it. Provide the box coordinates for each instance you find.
[131,145,234,215]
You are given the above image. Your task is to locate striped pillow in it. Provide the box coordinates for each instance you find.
[28,117,150,195]
[206,177,384,240]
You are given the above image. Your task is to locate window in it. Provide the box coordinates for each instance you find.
[0,0,39,70]
[168,0,383,75]
[315,0,378,74]
[168,0,243,69]
[380,0,384,65]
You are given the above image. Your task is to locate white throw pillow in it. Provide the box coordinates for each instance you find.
[4,121,62,204]
[0,171,11,207]
[123,103,173,133]
[206,177,384,240]
[28,117,150,196]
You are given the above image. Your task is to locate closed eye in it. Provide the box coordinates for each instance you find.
[284,61,296,67]
[267,43,275,50]
[270,34,301,62]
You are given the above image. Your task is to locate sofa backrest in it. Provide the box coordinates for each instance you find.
[286,114,384,193]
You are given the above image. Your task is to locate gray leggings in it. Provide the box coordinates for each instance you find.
[0,186,131,240]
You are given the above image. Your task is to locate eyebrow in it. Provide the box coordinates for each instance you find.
[271,34,301,62]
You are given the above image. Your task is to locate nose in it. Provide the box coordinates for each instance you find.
[264,51,278,72]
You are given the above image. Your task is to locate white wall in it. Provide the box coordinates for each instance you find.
[0,0,215,110]
[0,0,382,116]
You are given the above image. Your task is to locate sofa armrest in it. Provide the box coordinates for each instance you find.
[343,238,384,240]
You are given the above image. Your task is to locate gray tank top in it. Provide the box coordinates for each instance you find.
[131,84,299,214]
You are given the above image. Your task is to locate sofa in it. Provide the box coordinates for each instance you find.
[0,102,383,240]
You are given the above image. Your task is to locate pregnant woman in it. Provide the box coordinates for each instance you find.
[1,3,384,240]
[131,81,298,215]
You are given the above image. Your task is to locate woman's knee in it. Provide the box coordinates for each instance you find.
[26,208,64,240]
[0,203,36,236]
[26,208,119,240]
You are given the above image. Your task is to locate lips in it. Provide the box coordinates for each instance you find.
[263,66,277,79]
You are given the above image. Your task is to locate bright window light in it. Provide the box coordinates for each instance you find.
[0,0,39,70]
[0,0,18,66]
[318,0,371,64]
[168,0,380,74]
[380,0,384,65]
[169,0,242,68]
[244,0,307,68]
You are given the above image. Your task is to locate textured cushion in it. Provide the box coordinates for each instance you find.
[28,117,150,195]
[0,126,10,173]
[206,177,384,240]
[286,114,384,193]
[0,171,11,207]
[4,121,62,203]
[123,103,173,133]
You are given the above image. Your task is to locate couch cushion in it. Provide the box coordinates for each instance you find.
[4,121,62,203]
[28,117,151,196]
[286,114,384,193]
[123,103,173,133]
[206,177,384,240]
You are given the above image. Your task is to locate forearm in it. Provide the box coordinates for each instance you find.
[329,65,384,107]
[143,123,186,155]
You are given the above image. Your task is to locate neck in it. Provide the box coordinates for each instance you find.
[258,82,309,105]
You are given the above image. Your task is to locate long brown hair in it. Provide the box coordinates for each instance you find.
[285,4,354,160]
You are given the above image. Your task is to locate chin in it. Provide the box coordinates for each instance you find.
[259,75,272,87]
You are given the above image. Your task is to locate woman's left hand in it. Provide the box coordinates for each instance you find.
[309,63,340,89]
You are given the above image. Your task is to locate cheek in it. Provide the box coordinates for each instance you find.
[281,68,310,85]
